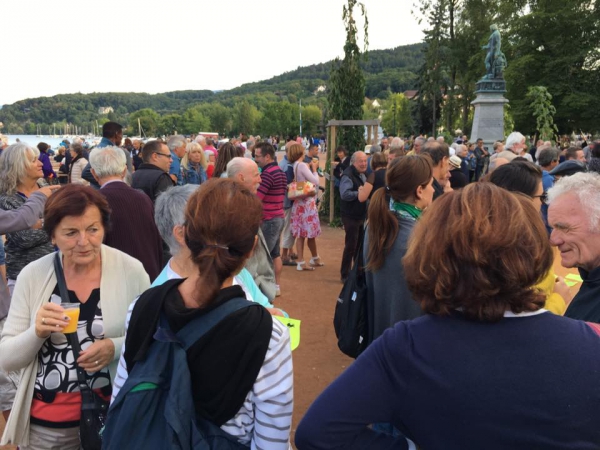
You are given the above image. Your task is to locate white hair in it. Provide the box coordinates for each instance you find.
[547,172,600,231]
[154,185,198,255]
[89,145,126,178]
[195,135,206,145]
[390,137,405,150]
[505,132,525,152]
[167,135,187,152]
[226,156,254,178]
[350,151,366,164]
[0,143,40,195]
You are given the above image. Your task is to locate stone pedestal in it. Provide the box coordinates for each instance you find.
[470,79,509,150]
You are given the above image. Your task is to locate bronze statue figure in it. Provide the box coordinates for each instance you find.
[482,24,507,79]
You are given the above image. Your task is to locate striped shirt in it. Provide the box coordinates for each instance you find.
[257,162,287,221]
[112,287,293,449]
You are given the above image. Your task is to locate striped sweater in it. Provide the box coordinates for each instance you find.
[257,162,287,221]
[112,285,294,449]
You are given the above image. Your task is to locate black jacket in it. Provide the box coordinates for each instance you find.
[340,165,367,220]
[432,178,444,200]
[131,163,174,203]
[565,267,600,323]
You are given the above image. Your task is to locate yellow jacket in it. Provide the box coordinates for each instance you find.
[537,270,566,315]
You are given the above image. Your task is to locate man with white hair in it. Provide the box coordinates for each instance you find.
[547,172,600,323]
[167,135,187,185]
[227,157,278,301]
[493,131,525,163]
[90,145,163,280]
[407,136,426,156]
[340,151,368,282]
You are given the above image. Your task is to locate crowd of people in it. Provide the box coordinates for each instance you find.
[0,123,598,449]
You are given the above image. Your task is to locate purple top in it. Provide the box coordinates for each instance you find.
[39,152,57,179]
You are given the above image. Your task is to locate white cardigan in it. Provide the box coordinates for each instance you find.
[0,245,150,445]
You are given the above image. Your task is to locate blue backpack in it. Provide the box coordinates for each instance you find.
[102,298,252,450]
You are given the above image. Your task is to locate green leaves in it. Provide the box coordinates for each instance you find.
[526,86,558,141]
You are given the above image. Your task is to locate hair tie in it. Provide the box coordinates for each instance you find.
[205,244,229,251]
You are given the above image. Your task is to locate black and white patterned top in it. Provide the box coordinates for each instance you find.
[0,193,54,280]
[31,286,111,428]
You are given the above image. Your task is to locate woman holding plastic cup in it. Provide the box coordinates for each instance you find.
[0,184,150,449]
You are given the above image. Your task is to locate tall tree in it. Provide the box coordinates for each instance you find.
[414,0,449,136]
[504,0,600,133]
[327,0,369,155]
[526,86,558,141]
[324,0,369,221]
[382,93,411,136]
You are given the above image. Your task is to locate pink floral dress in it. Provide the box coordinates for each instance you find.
[291,162,321,239]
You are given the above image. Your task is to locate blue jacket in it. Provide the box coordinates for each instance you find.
[182,163,207,185]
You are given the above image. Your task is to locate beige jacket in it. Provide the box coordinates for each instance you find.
[70,158,90,185]
[0,245,150,445]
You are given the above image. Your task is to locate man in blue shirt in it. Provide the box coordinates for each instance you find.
[538,147,559,234]
[166,135,187,185]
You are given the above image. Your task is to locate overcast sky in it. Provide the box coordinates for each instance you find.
[1,0,424,106]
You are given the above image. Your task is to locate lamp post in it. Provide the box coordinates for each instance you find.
[299,99,303,137]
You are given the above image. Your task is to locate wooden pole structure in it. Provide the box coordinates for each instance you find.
[329,125,337,223]
[366,125,372,147]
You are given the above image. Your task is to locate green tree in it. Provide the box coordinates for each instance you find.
[504,0,600,133]
[526,86,558,141]
[234,101,260,135]
[416,0,449,136]
[128,108,160,136]
[158,113,182,136]
[324,0,369,221]
[328,0,368,155]
[382,93,412,136]
[259,101,298,138]
[206,104,233,136]
[302,105,322,136]
[180,107,210,135]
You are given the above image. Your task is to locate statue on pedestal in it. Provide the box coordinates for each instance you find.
[482,24,507,80]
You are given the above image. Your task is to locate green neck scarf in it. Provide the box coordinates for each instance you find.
[391,201,423,220]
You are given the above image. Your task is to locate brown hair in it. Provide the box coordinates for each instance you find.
[213,143,244,178]
[70,143,84,157]
[370,152,387,170]
[404,182,553,322]
[43,184,111,237]
[184,178,262,307]
[366,155,432,271]
[286,143,305,163]
[141,140,164,163]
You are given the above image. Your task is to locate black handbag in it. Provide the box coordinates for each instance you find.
[54,253,108,450]
[333,225,369,358]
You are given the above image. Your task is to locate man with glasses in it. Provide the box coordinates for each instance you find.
[131,140,175,203]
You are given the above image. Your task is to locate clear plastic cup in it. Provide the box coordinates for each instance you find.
[61,303,80,334]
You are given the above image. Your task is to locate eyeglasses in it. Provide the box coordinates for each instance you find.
[153,152,173,159]
[533,192,548,204]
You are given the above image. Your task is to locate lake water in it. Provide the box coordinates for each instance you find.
[3,135,100,149]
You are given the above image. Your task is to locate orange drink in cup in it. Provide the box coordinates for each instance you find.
[61,303,80,334]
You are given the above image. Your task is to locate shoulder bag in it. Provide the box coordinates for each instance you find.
[54,253,108,450]
[287,162,317,200]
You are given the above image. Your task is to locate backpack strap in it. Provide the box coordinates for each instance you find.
[169,298,253,351]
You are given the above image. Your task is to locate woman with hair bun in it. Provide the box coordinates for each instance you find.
[112,178,293,449]
[364,155,434,345]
